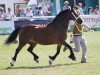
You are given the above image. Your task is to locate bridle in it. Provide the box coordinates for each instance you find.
[71,8,80,21]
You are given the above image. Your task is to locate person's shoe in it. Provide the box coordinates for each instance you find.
[63,47,68,52]
[81,60,86,63]
[81,56,87,63]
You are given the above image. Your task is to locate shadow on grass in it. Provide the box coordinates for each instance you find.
[1,62,85,70]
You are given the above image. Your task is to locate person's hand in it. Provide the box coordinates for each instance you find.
[89,28,94,32]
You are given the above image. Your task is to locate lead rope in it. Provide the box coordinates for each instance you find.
[75,22,82,33]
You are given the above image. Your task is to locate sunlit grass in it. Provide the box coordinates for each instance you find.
[0,31,100,75]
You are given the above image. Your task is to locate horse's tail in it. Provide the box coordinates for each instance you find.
[5,28,20,44]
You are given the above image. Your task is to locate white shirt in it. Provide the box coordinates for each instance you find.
[5,11,15,19]
[0,12,5,18]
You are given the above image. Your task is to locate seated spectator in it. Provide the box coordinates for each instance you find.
[34,7,43,16]
[83,4,88,14]
[42,0,52,16]
[92,6,99,15]
[15,5,21,17]
[47,4,52,16]
[20,8,26,17]
[5,8,16,20]
[0,7,5,20]
[87,7,93,15]
[38,7,44,16]
[25,8,34,17]
[97,9,100,14]
[43,8,48,16]
[63,1,71,10]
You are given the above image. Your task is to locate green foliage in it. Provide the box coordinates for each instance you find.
[0,31,100,75]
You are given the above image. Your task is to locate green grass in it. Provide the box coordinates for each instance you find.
[0,31,100,75]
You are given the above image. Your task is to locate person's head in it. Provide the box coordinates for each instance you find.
[26,8,30,12]
[8,8,11,12]
[0,7,4,12]
[38,7,42,10]
[78,3,82,8]
[64,1,69,6]
[88,7,93,14]
[16,5,20,9]
[35,7,39,10]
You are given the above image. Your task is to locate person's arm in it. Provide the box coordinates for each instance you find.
[82,23,92,30]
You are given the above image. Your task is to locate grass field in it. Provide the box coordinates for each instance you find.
[0,31,100,75]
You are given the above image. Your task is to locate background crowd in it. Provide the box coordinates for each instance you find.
[0,0,100,20]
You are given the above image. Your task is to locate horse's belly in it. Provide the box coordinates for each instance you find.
[33,38,55,45]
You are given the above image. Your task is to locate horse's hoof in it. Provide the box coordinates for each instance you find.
[49,59,53,65]
[69,55,76,61]
[10,62,14,67]
[35,59,39,63]
[10,58,15,67]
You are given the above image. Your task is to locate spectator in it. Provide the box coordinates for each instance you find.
[78,3,84,15]
[83,4,88,14]
[25,8,34,17]
[20,8,26,17]
[15,5,21,17]
[43,8,48,16]
[63,1,71,10]
[92,6,99,15]
[74,6,81,15]
[5,8,16,20]
[37,0,43,7]
[47,4,52,16]
[97,9,100,15]
[38,7,44,16]
[34,7,43,16]
[34,7,39,16]
[0,7,5,19]
[87,7,93,15]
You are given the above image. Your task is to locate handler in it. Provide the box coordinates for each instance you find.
[63,17,92,63]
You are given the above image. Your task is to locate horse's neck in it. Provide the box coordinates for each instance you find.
[47,19,69,32]
[61,20,69,30]
[57,20,69,31]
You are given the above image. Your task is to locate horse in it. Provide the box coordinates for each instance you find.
[5,8,79,66]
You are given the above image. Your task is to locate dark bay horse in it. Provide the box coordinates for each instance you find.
[5,8,79,66]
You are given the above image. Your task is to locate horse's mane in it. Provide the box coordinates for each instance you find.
[47,9,69,27]
[53,10,68,22]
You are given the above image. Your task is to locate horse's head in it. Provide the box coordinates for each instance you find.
[63,7,79,21]
[53,8,78,22]
[52,7,82,26]
[70,6,83,24]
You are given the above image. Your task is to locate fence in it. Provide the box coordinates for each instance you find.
[0,15,100,34]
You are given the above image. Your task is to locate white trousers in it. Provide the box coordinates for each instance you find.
[72,35,87,61]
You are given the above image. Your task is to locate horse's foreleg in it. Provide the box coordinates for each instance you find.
[27,43,39,63]
[10,43,26,67]
[49,44,62,65]
[63,41,76,61]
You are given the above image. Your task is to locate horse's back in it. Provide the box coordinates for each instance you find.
[19,25,54,44]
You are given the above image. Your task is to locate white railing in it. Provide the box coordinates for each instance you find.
[0,16,55,21]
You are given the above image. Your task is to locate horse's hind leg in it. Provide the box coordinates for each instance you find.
[63,41,76,61]
[27,43,39,63]
[49,44,62,65]
[10,43,26,66]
